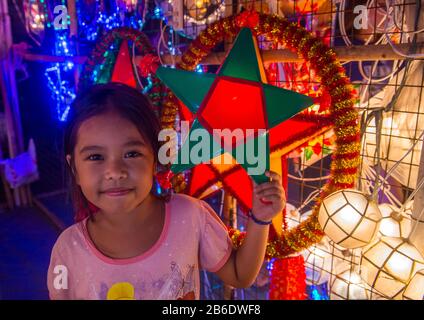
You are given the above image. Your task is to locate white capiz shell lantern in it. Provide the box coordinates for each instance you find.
[378,203,412,238]
[361,237,424,299]
[403,269,424,300]
[330,270,369,300]
[380,201,413,217]
[302,240,332,285]
[378,203,397,218]
[378,210,412,238]
[318,189,382,249]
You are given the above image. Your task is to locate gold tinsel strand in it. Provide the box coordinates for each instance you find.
[332,173,357,185]
[332,100,355,113]
[334,110,359,127]
[334,124,360,137]
[337,142,361,154]
[332,157,361,169]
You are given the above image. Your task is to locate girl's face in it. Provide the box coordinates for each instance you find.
[68,111,156,215]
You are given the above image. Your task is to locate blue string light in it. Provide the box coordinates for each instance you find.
[154,6,163,19]
[141,75,153,94]
[266,258,275,272]
[307,283,330,300]
[44,63,76,122]
[44,24,75,121]
[195,64,204,73]
[76,0,146,42]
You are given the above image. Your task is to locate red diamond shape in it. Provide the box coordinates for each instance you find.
[198,77,267,149]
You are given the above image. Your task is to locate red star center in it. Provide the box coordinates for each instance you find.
[197,76,267,151]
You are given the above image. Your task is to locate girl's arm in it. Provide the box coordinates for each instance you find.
[214,171,286,288]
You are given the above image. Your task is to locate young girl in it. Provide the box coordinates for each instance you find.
[47,83,286,300]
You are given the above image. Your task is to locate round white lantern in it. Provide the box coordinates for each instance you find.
[403,269,424,300]
[361,237,424,299]
[330,270,369,300]
[378,203,397,218]
[318,189,382,249]
[379,201,413,219]
[302,240,332,285]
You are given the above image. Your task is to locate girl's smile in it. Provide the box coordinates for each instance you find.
[101,187,134,197]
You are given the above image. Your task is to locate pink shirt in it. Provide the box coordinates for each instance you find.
[47,194,233,300]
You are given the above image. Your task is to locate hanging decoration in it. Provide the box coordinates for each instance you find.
[110,40,138,88]
[44,31,76,122]
[160,11,359,257]
[302,240,333,285]
[360,237,424,299]
[402,269,424,300]
[318,189,382,249]
[79,27,165,117]
[330,270,370,300]
[268,255,307,300]
[378,205,412,239]
[44,63,76,121]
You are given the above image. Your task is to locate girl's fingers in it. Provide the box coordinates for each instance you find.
[254,182,284,194]
[265,171,282,182]
[256,188,284,197]
[255,184,283,194]
[259,195,283,204]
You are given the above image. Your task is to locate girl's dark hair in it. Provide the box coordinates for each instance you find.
[64,82,161,222]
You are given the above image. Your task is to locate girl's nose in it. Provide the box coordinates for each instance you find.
[105,159,128,180]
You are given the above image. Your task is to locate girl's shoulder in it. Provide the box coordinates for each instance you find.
[169,193,203,208]
[168,193,212,216]
[168,193,221,225]
[51,219,87,255]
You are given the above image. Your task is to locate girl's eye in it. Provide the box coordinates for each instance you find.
[86,154,103,161]
[125,151,142,158]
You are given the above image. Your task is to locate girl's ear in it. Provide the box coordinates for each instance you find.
[66,155,80,185]
[66,154,72,167]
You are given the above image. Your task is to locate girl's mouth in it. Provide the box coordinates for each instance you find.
[102,188,134,197]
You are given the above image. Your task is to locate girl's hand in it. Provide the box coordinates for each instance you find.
[251,171,286,223]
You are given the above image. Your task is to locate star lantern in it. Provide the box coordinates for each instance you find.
[111,40,138,88]
[156,27,313,186]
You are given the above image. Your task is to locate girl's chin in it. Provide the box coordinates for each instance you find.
[97,205,136,216]
[96,199,145,213]
[93,192,152,212]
